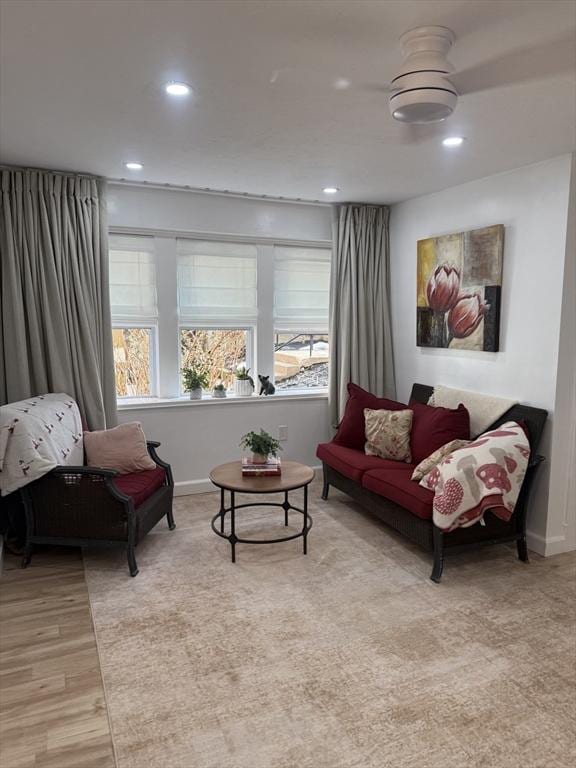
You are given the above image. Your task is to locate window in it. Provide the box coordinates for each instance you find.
[177,240,257,322]
[109,233,330,401]
[112,327,153,397]
[273,246,331,390]
[109,235,157,398]
[109,234,157,318]
[177,239,257,392]
[180,328,250,391]
[274,333,329,391]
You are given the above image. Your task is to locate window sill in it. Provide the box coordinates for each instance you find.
[117,390,328,411]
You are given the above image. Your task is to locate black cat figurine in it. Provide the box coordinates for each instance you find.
[258,375,276,396]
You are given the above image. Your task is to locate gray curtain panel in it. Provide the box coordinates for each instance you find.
[329,203,396,426]
[0,167,117,429]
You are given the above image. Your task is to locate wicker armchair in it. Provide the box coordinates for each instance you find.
[19,441,175,577]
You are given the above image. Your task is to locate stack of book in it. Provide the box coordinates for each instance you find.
[241,457,282,476]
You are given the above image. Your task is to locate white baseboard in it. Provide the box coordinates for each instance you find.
[175,479,216,496]
[526,529,574,557]
[175,464,323,497]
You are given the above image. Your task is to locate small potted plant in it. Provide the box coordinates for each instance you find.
[240,429,282,464]
[212,382,227,399]
[234,365,255,397]
[182,364,209,400]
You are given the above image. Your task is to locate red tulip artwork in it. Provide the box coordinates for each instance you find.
[416,225,504,351]
[426,265,461,313]
[448,294,491,339]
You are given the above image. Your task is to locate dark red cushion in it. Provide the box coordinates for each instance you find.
[362,468,434,520]
[113,467,166,508]
[317,442,414,483]
[334,383,408,450]
[409,401,470,465]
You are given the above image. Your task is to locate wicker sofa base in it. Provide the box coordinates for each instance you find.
[321,463,532,582]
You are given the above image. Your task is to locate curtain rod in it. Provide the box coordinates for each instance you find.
[0,163,102,180]
[108,178,333,207]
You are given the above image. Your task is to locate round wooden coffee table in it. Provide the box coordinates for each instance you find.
[209,461,315,562]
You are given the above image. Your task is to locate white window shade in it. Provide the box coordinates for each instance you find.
[177,239,258,323]
[109,234,157,318]
[274,246,331,331]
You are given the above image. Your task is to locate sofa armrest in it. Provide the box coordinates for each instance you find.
[528,454,545,470]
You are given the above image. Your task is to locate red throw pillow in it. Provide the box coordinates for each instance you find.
[409,401,470,465]
[334,383,408,450]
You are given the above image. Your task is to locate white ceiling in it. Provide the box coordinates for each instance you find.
[0,0,575,204]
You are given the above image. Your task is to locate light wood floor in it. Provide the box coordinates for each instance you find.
[0,547,116,768]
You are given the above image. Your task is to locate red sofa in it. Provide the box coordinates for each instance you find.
[317,383,547,582]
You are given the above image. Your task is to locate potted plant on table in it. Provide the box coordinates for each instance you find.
[182,364,209,400]
[240,429,282,464]
[212,382,227,399]
[234,365,255,397]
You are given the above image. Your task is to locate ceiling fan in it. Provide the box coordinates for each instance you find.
[388,26,458,125]
[269,24,575,138]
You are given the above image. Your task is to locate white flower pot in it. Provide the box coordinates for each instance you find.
[213,388,227,399]
[189,388,203,400]
[252,453,269,464]
[234,379,253,397]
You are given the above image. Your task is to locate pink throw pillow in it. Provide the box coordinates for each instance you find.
[84,422,156,474]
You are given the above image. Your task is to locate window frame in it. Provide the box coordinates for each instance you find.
[109,228,331,405]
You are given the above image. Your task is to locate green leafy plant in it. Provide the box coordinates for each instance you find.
[182,364,210,392]
[235,365,253,381]
[213,382,226,392]
[240,429,282,458]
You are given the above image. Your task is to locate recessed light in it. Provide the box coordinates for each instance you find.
[442,136,465,147]
[333,78,351,90]
[323,187,340,194]
[124,161,143,170]
[165,81,191,96]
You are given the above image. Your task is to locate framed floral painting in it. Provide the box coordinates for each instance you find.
[416,224,504,351]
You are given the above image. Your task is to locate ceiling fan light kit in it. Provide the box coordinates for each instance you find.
[390,26,458,124]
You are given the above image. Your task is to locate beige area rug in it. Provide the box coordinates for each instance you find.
[83,480,576,768]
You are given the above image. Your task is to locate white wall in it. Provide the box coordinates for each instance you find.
[389,155,574,554]
[107,183,332,242]
[118,396,329,495]
[109,183,332,492]
[547,155,576,554]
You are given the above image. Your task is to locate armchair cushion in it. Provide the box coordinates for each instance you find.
[113,467,167,508]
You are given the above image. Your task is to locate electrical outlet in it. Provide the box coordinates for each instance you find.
[278,425,288,441]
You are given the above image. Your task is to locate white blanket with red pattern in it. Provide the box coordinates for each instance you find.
[0,394,83,496]
[419,421,530,532]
